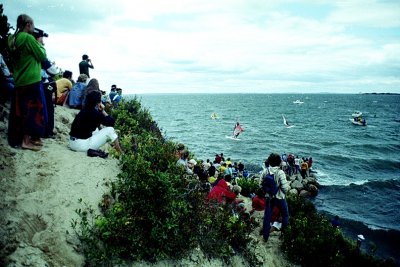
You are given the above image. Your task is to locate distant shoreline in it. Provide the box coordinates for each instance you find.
[362,92,400,95]
[130,92,400,95]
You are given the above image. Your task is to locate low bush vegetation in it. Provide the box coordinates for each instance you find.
[73,98,252,266]
[282,194,396,267]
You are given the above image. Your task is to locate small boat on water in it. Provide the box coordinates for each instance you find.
[211,112,218,119]
[293,100,304,104]
[350,111,366,126]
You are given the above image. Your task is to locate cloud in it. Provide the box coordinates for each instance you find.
[328,0,400,28]
[3,0,400,93]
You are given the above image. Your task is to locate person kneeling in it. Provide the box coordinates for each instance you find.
[69,90,122,153]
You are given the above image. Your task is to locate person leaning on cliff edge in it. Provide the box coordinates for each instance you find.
[69,90,122,153]
[78,54,94,78]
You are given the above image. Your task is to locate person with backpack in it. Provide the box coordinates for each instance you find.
[261,153,290,242]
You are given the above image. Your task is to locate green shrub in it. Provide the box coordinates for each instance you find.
[281,195,395,267]
[73,98,253,265]
[236,176,260,197]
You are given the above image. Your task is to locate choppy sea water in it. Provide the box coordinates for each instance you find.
[132,93,400,261]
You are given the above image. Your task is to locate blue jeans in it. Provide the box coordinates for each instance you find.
[262,197,289,241]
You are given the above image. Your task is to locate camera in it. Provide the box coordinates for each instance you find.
[33,28,48,38]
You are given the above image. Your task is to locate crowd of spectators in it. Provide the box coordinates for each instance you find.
[2,13,123,154]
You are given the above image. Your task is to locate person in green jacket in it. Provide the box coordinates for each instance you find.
[8,14,47,151]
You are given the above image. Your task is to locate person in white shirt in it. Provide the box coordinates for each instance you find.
[294,155,301,174]
[261,153,290,242]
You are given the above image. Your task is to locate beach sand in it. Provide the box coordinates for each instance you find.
[0,104,294,267]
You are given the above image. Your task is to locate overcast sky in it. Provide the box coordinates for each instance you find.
[3,0,400,94]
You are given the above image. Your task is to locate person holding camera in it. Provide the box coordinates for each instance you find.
[7,14,47,150]
[79,54,94,78]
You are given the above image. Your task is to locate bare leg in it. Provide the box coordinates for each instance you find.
[21,135,41,151]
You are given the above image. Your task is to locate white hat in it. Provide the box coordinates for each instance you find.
[188,159,197,165]
[357,234,365,241]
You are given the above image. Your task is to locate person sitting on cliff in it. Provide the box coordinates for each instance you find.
[207,176,240,205]
[111,88,122,107]
[202,158,211,171]
[250,188,266,214]
[208,163,217,184]
[237,161,245,177]
[55,70,73,105]
[68,73,88,109]
[219,162,227,174]
[214,153,222,164]
[331,215,340,228]
[82,78,101,108]
[109,84,117,102]
[187,159,197,173]
[69,90,122,153]
[176,150,193,175]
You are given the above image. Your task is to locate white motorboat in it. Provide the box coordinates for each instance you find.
[293,100,304,104]
[350,111,366,126]
[350,118,366,126]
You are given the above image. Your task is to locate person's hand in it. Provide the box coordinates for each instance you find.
[98,103,105,111]
[37,37,44,45]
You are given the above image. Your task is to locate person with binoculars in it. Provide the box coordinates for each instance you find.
[79,54,94,78]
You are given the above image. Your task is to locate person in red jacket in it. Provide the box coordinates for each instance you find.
[250,188,266,214]
[207,178,237,205]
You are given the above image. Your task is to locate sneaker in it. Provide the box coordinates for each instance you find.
[87,149,108,159]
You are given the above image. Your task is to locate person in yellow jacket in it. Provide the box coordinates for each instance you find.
[300,159,309,179]
[55,70,73,105]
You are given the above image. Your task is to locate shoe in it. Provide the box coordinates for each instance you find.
[87,149,108,159]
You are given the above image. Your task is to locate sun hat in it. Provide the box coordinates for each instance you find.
[188,159,197,165]
[77,73,88,82]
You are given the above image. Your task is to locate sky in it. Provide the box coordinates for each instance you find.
[3,0,400,94]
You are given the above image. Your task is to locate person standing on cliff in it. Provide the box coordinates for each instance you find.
[261,153,290,242]
[79,54,94,78]
[7,14,47,150]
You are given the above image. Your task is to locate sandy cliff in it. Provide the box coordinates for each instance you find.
[0,104,293,267]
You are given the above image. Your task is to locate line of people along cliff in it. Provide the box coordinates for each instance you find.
[3,14,122,154]
[177,145,316,242]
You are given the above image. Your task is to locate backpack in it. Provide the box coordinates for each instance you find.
[261,171,279,197]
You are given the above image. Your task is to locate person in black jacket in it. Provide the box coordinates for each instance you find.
[69,90,121,152]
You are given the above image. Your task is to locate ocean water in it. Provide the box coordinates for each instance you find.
[133,93,400,260]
